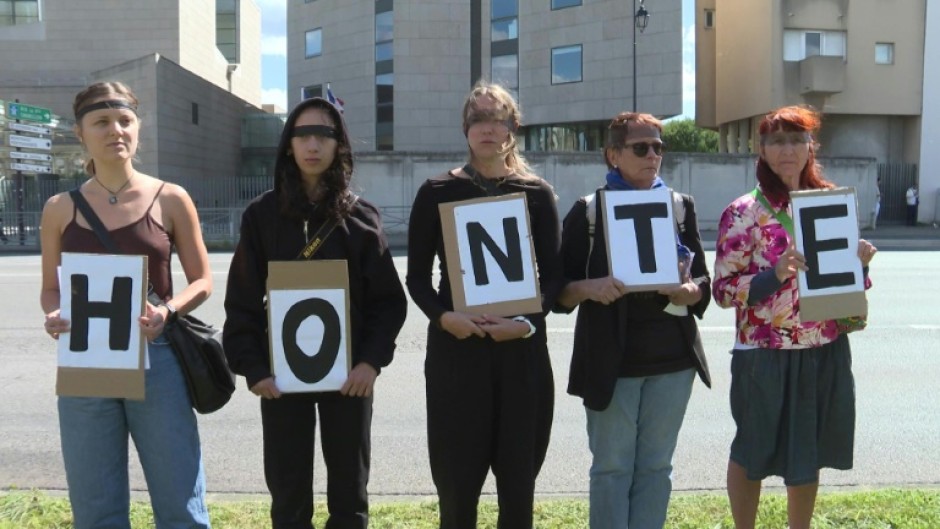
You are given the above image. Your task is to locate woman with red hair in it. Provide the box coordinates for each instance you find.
[713,105,877,529]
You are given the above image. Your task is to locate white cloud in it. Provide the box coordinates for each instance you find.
[262,88,288,110]
[261,35,287,57]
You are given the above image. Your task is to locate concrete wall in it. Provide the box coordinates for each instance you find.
[919,0,939,223]
[344,151,879,237]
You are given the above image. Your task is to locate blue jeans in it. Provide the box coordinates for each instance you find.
[58,338,210,529]
[586,369,695,529]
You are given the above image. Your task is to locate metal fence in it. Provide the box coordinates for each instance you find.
[877,162,919,224]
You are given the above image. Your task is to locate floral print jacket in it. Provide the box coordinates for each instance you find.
[712,191,871,349]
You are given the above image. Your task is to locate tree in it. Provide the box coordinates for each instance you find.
[662,118,719,153]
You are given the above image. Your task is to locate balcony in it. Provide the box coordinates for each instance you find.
[799,55,845,95]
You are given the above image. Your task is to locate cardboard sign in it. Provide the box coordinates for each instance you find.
[791,187,867,321]
[601,188,682,291]
[439,193,542,317]
[267,260,351,393]
[56,253,147,399]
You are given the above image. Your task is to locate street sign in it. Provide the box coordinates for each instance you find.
[9,151,53,162]
[8,134,52,150]
[9,161,52,174]
[8,122,51,135]
[7,102,52,124]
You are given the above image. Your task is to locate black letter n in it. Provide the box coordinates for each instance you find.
[467,218,523,286]
[69,274,133,351]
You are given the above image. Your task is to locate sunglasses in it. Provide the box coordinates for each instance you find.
[624,141,665,157]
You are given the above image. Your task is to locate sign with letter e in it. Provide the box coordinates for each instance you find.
[56,253,147,399]
[439,193,542,317]
[791,187,867,322]
[601,188,681,291]
[267,260,351,393]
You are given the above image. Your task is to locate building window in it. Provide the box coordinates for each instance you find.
[305,28,322,58]
[704,9,714,29]
[524,121,606,152]
[0,0,40,26]
[191,103,199,125]
[783,29,845,61]
[376,3,393,150]
[875,42,894,65]
[302,84,322,100]
[491,17,518,41]
[551,45,582,84]
[552,0,581,10]
[492,54,518,93]
[216,0,239,63]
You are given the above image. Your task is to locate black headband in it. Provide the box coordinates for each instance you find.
[75,99,138,121]
[292,124,339,140]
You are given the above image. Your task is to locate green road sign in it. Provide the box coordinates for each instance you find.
[7,102,52,124]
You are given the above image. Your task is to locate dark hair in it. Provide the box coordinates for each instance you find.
[72,82,140,175]
[604,112,663,169]
[756,105,834,204]
[274,97,354,221]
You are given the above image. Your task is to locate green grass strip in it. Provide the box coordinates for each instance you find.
[1,489,937,528]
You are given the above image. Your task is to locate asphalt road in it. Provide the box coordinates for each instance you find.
[1,251,937,500]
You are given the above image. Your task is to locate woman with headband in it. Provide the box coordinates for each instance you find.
[406,81,562,528]
[39,82,213,528]
[223,97,407,529]
[555,112,711,528]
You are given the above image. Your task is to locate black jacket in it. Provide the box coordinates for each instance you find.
[223,191,407,388]
[557,189,712,411]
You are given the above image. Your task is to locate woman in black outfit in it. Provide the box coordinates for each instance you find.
[223,97,407,529]
[406,81,562,529]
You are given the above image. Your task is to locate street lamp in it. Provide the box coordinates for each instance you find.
[633,0,650,112]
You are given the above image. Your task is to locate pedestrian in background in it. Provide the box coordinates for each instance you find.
[223,96,407,529]
[39,81,213,529]
[406,81,562,529]
[713,105,877,529]
[555,111,711,529]
[871,176,881,230]
[906,183,919,226]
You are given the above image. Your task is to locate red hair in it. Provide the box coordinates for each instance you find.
[756,105,834,204]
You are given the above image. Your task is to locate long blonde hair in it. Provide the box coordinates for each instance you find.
[72,81,140,175]
[461,81,536,179]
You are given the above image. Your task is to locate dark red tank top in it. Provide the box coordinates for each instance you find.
[60,184,174,300]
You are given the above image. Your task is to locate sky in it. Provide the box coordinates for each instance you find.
[256,0,695,119]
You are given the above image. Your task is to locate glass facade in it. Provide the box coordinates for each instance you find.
[523,121,606,152]
[376,3,394,150]
[0,0,39,26]
[216,0,238,63]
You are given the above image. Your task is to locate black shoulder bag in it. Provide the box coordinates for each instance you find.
[68,189,235,413]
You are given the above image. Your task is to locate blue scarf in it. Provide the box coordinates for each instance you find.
[604,169,689,261]
[605,168,665,191]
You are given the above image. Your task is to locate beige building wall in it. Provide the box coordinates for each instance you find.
[696,0,925,163]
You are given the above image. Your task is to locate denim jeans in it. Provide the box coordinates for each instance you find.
[58,337,210,529]
[585,369,695,529]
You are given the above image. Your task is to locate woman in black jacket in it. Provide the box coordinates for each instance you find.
[223,97,407,529]
[555,112,711,529]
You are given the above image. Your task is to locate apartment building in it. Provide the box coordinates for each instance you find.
[288,0,683,152]
[0,0,262,185]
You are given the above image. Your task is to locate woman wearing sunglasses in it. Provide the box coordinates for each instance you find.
[554,112,711,529]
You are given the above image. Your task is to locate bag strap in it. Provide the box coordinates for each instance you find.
[69,189,121,254]
[70,188,163,306]
[296,195,359,260]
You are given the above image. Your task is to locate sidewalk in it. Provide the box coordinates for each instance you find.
[698,223,940,251]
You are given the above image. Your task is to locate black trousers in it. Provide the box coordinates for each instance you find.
[261,391,373,529]
[907,204,918,225]
[424,327,555,529]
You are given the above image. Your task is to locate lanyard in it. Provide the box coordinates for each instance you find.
[750,188,794,237]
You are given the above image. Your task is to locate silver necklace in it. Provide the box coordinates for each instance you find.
[93,175,133,205]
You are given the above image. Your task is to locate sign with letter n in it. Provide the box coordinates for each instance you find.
[791,187,867,322]
[601,188,682,291]
[267,260,351,393]
[57,253,147,399]
[439,193,542,317]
